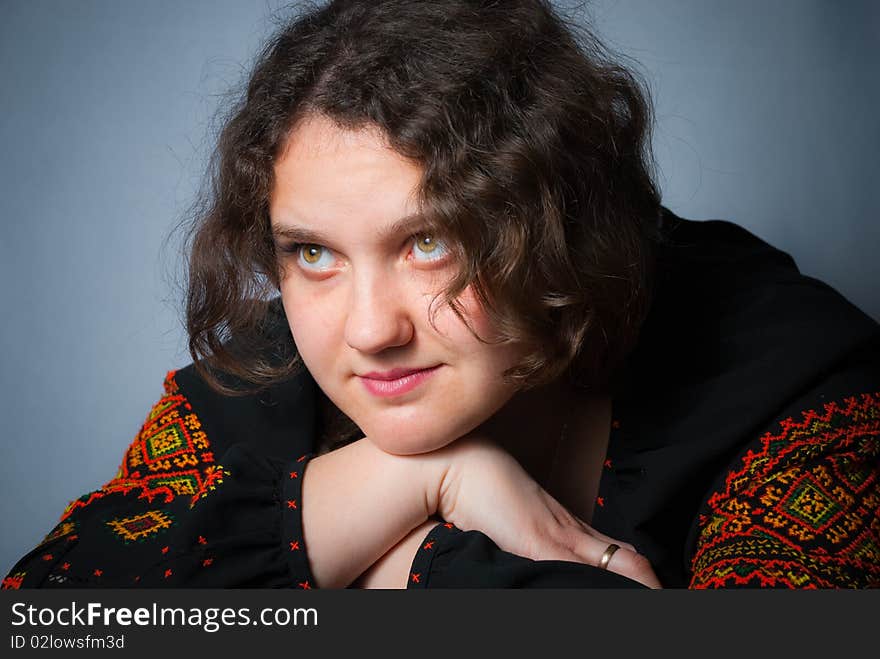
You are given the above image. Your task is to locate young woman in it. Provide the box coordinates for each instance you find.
[5,0,878,590]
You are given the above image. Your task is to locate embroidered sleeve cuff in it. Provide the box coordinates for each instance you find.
[281,453,317,589]
[406,521,463,589]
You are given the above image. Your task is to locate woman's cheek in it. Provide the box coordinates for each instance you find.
[282,289,338,373]
[431,285,497,349]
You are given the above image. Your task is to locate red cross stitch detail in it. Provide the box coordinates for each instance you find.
[423,541,434,550]
[161,546,169,554]
[289,541,300,551]
[289,471,299,479]
[298,581,311,589]
[410,573,421,584]
[444,523,453,529]
[41,554,53,561]
[287,500,298,509]
[202,558,213,567]
[61,563,70,571]
[604,459,613,469]
[296,455,307,463]
[596,497,605,507]
[68,535,78,542]
[93,569,103,577]
[164,569,173,579]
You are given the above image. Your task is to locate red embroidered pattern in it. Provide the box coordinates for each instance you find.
[60,371,227,522]
[690,391,880,588]
[2,573,25,590]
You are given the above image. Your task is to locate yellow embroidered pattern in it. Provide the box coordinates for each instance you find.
[691,391,880,588]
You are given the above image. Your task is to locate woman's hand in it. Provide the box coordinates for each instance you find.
[304,432,659,589]
[433,435,662,588]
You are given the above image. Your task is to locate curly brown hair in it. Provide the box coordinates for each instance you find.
[185,0,662,398]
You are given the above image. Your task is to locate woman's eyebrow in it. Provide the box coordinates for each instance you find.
[271,213,428,245]
[271,224,327,245]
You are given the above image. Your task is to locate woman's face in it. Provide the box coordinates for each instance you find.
[270,115,523,455]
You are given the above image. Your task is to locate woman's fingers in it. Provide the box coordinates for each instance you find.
[603,545,662,588]
[568,535,659,588]
[547,505,658,587]
[578,523,637,554]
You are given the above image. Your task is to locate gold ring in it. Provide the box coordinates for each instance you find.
[598,543,620,570]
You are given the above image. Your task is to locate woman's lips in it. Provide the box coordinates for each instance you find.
[358,365,441,398]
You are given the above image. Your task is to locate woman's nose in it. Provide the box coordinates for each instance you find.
[343,271,415,354]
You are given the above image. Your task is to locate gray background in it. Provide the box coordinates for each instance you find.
[1,0,878,577]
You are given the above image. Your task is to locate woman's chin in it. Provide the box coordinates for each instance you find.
[357,418,461,456]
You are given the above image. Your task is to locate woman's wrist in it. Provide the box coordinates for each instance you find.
[301,436,450,588]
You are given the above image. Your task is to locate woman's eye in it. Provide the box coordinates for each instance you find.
[411,235,448,263]
[297,244,335,270]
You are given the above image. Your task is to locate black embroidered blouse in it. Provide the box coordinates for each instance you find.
[5,210,879,589]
